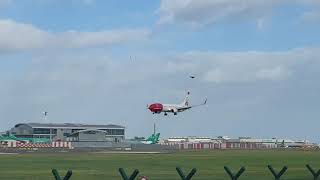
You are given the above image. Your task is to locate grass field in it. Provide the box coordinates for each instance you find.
[0,150,319,180]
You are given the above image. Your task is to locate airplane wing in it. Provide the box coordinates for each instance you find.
[178,98,207,111]
[193,98,207,107]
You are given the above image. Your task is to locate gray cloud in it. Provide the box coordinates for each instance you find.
[0,0,12,7]
[301,10,320,23]
[172,48,317,83]
[1,47,320,140]
[6,47,319,98]
[0,19,150,52]
[157,0,281,27]
[255,66,292,81]
[157,0,320,28]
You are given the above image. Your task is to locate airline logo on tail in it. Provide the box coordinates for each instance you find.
[142,133,160,144]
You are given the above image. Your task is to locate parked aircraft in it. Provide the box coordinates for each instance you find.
[141,133,160,144]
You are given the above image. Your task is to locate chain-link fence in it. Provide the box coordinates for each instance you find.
[51,164,320,180]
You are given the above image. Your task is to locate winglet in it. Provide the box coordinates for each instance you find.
[204,98,207,105]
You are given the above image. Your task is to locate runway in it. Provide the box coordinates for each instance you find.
[91,151,164,154]
[0,152,19,155]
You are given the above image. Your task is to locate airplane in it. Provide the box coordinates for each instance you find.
[148,92,207,116]
[141,133,160,144]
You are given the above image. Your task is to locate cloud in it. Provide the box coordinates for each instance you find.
[255,66,291,81]
[157,0,320,28]
[1,47,320,139]
[174,48,318,83]
[0,0,12,7]
[301,11,320,23]
[256,18,266,30]
[157,0,280,27]
[17,47,318,102]
[34,47,318,85]
[0,19,150,52]
[298,0,320,6]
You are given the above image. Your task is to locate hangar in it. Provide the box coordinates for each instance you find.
[69,129,108,142]
[9,123,125,142]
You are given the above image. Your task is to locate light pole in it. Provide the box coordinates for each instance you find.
[43,111,52,142]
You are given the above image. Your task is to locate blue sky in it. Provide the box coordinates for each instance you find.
[1,0,320,141]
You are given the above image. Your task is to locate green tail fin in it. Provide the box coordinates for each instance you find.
[146,134,155,141]
[154,133,160,143]
[145,133,160,144]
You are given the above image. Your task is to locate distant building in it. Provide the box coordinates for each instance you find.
[166,136,220,143]
[162,136,316,150]
[9,123,125,142]
[69,129,108,142]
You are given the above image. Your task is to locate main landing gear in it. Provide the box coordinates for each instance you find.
[163,112,177,116]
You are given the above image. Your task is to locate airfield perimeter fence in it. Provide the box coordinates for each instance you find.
[51,165,320,180]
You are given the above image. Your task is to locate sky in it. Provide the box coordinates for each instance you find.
[1,0,320,141]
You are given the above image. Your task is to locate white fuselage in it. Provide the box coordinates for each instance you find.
[148,92,196,115]
[162,104,188,112]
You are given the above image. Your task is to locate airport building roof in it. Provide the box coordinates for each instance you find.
[14,123,124,129]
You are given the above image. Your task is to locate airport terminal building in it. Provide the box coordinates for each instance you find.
[9,123,125,142]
